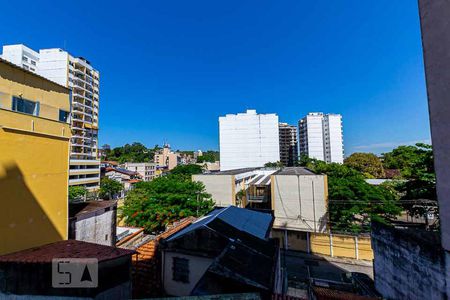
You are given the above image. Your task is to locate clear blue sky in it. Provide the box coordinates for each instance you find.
[0,0,430,155]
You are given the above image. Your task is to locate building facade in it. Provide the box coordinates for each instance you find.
[279,122,298,167]
[124,162,157,181]
[1,44,101,190]
[0,58,71,255]
[219,109,280,171]
[154,145,180,170]
[298,112,344,163]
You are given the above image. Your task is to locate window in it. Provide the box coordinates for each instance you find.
[30,68,35,72]
[172,257,189,283]
[12,97,39,116]
[30,60,36,66]
[59,110,70,123]
[23,64,29,70]
[22,56,28,62]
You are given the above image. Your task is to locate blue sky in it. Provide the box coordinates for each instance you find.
[0,0,430,154]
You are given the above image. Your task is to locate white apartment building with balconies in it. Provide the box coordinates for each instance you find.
[1,44,101,190]
[219,109,280,171]
[123,162,157,182]
[298,112,344,164]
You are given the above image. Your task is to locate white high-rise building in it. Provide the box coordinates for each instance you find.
[219,109,280,171]
[298,113,344,163]
[1,44,39,73]
[1,44,101,190]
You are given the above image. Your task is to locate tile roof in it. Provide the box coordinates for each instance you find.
[0,240,135,263]
[132,217,195,298]
[312,286,379,300]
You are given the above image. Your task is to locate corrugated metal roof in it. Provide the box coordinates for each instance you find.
[165,206,273,241]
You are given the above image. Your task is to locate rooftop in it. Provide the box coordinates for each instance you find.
[0,240,135,264]
[275,167,316,176]
[69,200,117,218]
[166,206,273,242]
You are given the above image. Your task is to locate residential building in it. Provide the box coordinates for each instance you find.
[154,144,180,170]
[1,44,39,73]
[278,122,298,167]
[123,162,157,181]
[1,44,101,190]
[0,240,135,298]
[219,109,280,171]
[104,167,141,197]
[0,58,71,255]
[193,150,203,160]
[192,167,328,233]
[298,112,344,163]
[160,206,282,297]
[196,161,220,172]
[69,200,118,246]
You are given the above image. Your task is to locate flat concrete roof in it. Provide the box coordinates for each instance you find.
[275,167,316,176]
[207,168,258,175]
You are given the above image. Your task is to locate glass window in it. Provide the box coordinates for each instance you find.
[22,56,28,62]
[12,97,39,116]
[172,257,189,283]
[30,60,36,66]
[59,110,70,123]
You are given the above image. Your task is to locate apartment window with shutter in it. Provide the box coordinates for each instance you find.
[172,257,189,283]
[12,97,39,116]
[59,110,70,123]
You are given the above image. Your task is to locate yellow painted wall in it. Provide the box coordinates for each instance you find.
[0,61,71,255]
[273,228,373,261]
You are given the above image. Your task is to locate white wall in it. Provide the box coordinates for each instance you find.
[38,49,69,86]
[192,174,234,207]
[219,110,280,171]
[306,114,325,161]
[272,174,328,233]
[324,114,344,164]
[163,252,213,296]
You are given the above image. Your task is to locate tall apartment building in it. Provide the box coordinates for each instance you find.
[279,123,298,167]
[219,109,280,171]
[298,112,344,163]
[0,58,71,254]
[1,44,101,190]
[123,162,157,181]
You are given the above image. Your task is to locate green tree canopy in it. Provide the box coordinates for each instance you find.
[306,159,401,233]
[264,161,284,168]
[99,177,123,200]
[122,174,214,233]
[170,164,203,176]
[105,143,161,164]
[344,152,385,178]
[197,151,220,163]
[68,186,87,202]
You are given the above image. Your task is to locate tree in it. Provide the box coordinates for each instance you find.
[122,174,214,233]
[264,161,284,168]
[68,186,87,202]
[197,151,220,163]
[383,143,437,220]
[170,164,203,176]
[99,177,123,200]
[307,160,401,233]
[105,142,160,164]
[344,152,385,178]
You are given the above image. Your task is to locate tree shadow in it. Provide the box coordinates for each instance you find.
[0,163,64,255]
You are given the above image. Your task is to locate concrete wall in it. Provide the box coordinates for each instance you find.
[371,222,446,299]
[272,174,328,233]
[272,229,373,261]
[192,174,235,207]
[219,109,280,171]
[74,209,116,246]
[163,252,213,296]
[0,61,70,255]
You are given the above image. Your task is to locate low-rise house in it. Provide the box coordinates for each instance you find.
[69,200,117,246]
[159,206,282,297]
[0,240,135,299]
[103,167,141,197]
